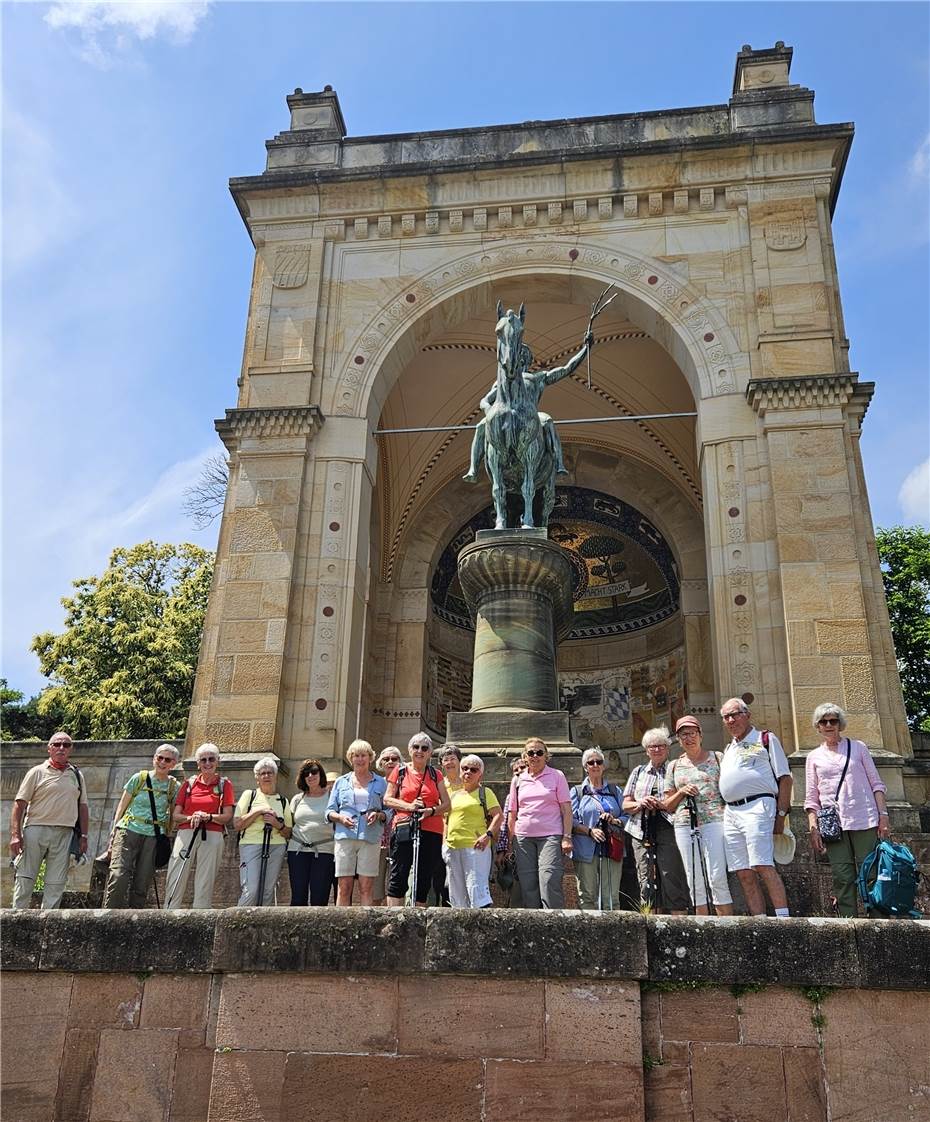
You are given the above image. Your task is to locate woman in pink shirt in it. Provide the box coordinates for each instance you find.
[505,738,573,908]
[805,702,890,916]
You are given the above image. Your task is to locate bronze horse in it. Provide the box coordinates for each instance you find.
[464,302,591,529]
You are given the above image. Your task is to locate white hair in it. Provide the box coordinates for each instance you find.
[376,746,401,774]
[812,703,848,731]
[155,743,180,760]
[408,732,433,752]
[253,755,278,777]
[720,697,750,717]
[641,727,670,751]
[460,754,484,773]
[581,748,605,766]
[195,742,219,762]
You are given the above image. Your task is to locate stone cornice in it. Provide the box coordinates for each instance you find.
[745,373,871,416]
[215,405,324,449]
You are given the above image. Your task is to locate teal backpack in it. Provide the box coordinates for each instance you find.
[857,840,922,918]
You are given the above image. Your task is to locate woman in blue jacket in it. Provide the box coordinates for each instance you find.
[326,740,388,906]
[570,748,626,910]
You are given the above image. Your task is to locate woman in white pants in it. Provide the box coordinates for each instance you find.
[444,755,502,908]
[662,716,734,915]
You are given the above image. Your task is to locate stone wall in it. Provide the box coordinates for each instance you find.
[2,910,928,1122]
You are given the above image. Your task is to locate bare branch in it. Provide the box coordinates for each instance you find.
[182,453,229,530]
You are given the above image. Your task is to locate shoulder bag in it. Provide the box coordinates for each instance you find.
[816,739,850,843]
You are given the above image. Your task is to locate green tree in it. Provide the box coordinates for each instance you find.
[0,679,66,741]
[31,542,214,740]
[875,526,930,732]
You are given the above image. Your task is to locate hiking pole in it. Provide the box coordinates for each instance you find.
[642,810,658,910]
[409,811,422,907]
[256,823,272,906]
[604,821,615,912]
[687,795,714,914]
[164,824,205,908]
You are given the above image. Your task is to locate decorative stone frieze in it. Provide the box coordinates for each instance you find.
[746,374,865,416]
[216,405,324,449]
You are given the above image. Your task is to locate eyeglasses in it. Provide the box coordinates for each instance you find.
[585,760,605,767]
[257,771,276,777]
[155,756,177,764]
[722,713,743,722]
[199,755,217,763]
[818,718,840,726]
[646,744,668,750]
[50,741,72,748]
[460,765,480,773]
[525,749,546,758]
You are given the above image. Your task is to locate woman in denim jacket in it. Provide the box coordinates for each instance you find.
[326,740,388,906]
[570,748,626,910]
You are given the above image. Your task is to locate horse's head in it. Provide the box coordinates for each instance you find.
[495,301,526,378]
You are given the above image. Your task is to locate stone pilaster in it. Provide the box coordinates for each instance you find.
[747,373,910,753]
[186,406,323,754]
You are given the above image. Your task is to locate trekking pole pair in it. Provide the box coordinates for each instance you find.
[255,822,274,906]
[408,809,423,906]
[686,796,714,914]
[596,815,615,912]
[163,824,207,909]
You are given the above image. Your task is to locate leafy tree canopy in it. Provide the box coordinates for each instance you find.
[875,525,930,732]
[0,679,66,742]
[31,542,214,740]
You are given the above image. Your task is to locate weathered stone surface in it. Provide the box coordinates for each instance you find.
[544,979,641,1060]
[822,990,930,1122]
[282,1053,483,1122]
[853,917,930,989]
[644,1060,692,1122]
[141,974,214,1045]
[660,985,739,1043]
[484,1058,642,1121]
[168,1046,214,1122]
[645,916,859,987]
[90,1028,179,1122]
[690,1042,786,1121]
[54,1028,98,1122]
[0,907,44,969]
[208,1049,285,1122]
[423,907,648,978]
[211,907,426,974]
[738,985,819,1046]
[783,1046,827,1122]
[40,910,216,973]
[398,975,542,1058]
[216,973,396,1052]
[1,972,72,1121]
[69,973,142,1028]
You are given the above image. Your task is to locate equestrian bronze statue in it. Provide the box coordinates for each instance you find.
[463,301,592,530]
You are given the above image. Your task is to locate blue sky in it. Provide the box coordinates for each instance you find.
[3,1,928,696]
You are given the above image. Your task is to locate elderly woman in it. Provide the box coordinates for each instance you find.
[372,747,401,904]
[622,728,690,914]
[805,703,890,917]
[287,759,335,907]
[165,743,234,910]
[384,732,451,907]
[570,748,625,910]
[444,755,502,908]
[103,745,181,908]
[506,738,573,909]
[661,716,734,915]
[233,756,293,906]
[326,740,388,906]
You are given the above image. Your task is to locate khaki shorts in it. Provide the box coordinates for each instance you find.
[334,837,381,878]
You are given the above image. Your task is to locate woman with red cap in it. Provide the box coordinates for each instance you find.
[661,715,734,915]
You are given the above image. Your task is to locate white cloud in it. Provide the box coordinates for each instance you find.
[44,1,211,67]
[910,133,930,181]
[3,107,81,272]
[898,457,930,525]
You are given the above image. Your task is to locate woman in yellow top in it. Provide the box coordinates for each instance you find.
[444,754,502,908]
[233,756,293,906]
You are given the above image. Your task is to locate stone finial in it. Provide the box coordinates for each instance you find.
[732,41,793,96]
[285,86,346,138]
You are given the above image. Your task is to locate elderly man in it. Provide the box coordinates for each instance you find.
[10,731,89,909]
[718,698,792,917]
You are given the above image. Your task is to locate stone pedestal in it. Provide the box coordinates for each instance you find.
[446,529,577,775]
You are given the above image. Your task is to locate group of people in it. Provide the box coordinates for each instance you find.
[8,696,891,918]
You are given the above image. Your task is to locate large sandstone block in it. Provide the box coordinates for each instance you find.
[660,985,738,1043]
[208,1050,285,1122]
[544,979,641,1061]
[1,973,72,1121]
[69,973,142,1029]
[484,1057,642,1122]
[90,1028,179,1122]
[738,985,819,1047]
[690,1042,786,1121]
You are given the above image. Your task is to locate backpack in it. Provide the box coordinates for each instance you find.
[857,840,922,919]
[183,775,229,834]
[68,765,85,858]
[237,789,288,844]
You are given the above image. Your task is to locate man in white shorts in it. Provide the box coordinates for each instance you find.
[718,698,792,917]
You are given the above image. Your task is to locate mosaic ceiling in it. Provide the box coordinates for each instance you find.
[430,486,680,639]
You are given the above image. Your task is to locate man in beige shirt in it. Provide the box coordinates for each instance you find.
[10,732,89,909]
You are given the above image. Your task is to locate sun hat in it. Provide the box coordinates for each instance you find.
[772,818,797,865]
[674,715,702,734]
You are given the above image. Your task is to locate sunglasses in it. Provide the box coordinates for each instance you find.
[460,765,480,773]
[818,718,840,726]
[199,756,218,763]
[525,749,546,758]
[411,746,430,752]
[306,767,320,774]
[155,756,176,764]
[50,742,72,748]
[585,759,605,767]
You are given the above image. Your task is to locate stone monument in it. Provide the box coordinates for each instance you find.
[447,305,590,771]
